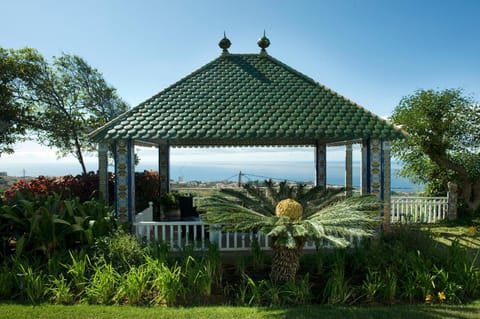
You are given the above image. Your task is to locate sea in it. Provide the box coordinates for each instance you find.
[165,161,423,193]
[2,156,423,193]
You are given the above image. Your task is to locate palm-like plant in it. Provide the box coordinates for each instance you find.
[198,181,381,283]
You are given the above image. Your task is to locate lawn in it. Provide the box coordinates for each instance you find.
[426,219,480,250]
[1,302,480,319]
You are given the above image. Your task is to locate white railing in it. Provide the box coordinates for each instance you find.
[134,219,359,251]
[133,196,448,251]
[390,196,448,224]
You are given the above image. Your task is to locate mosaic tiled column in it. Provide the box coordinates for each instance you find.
[345,144,353,196]
[114,140,135,223]
[382,141,391,230]
[98,142,109,203]
[361,139,392,227]
[369,139,383,198]
[361,140,370,195]
[315,142,327,188]
[158,142,170,195]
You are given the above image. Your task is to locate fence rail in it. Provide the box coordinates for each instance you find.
[134,196,448,251]
[390,197,448,224]
[134,220,358,252]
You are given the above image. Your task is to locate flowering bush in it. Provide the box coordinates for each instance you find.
[1,171,160,209]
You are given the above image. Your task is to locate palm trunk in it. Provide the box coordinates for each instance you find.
[270,237,305,283]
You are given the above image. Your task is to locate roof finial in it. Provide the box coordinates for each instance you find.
[219,31,231,53]
[257,30,270,53]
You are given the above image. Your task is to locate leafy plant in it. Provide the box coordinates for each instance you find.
[92,228,144,274]
[0,194,116,259]
[0,263,16,299]
[116,264,152,305]
[64,251,91,298]
[15,262,46,304]
[362,269,383,303]
[199,181,381,283]
[85,259,120,305]
[48,274,74,305]
[152,262,184,306]
[323,252,355,304]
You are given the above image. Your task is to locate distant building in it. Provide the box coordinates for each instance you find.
[0,172,7,177]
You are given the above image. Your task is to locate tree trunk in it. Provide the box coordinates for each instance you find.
[427,150,480,212]
[270,237,305,283]
[73,131,87,175]
[462,180,480,212]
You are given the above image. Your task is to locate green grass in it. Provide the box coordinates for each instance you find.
[423,220,480,249]
[1,302,480,319]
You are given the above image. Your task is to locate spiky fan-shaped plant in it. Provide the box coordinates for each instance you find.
[198,181,381,283]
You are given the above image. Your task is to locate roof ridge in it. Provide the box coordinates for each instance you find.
[90,50,404,142]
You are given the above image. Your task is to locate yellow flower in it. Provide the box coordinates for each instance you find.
[425,294,433,304]
[468,226,476,234]
[275,199,303,221]
[438,291,446,302]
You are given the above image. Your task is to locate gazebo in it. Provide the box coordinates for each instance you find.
[90,34,402,226]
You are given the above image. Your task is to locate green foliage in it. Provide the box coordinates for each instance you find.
[199,182,381,282]
[0,47,43,155]
[33,54,128,173]
[322,251,355,304]
[14,260,47,304]
[199,183,380,248]
[92,229,145,274]
[0,262,16,299]
[64,251,91,299]
[152,262,184,306]
[115,264,152,305]
[0,194,116,260]
[391,88,480,210]
[0,222,479,306]
[237,273,312,306]
[1,171,161,211]
[0,47,127,172]
[85,259,120,305]
[48,274,75,305]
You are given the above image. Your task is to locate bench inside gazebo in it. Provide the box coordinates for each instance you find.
[90,34,406,251]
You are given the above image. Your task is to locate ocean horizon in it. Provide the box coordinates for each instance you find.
[3,160,423,193]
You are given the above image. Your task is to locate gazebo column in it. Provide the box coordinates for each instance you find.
[361,139,370,195]
[114,139,135,223]
[158,141,170,195]
[345,144,353,196]
[315,141,327,188]
[382,141,392,230]
[98,142,109,203]
[361,139,392,227]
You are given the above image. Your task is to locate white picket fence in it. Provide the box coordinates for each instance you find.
[390,197,448,224]
[134,220,333,251]
[134,196,448,251]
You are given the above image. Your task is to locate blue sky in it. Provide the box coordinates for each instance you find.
[1,0,480,179]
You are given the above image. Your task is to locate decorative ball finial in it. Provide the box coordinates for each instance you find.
[257,30,270,51]
[219,32,231,52]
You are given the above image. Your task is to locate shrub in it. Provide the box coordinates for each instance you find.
[2,173,114,204]
[91,229,145,274]
[85,259,120,305]
[1,170,160,213]
[0,194,116,259]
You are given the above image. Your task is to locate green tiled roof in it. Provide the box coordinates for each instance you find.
[90,51,402,146]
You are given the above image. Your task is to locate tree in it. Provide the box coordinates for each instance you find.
[198,181,380,283]
[391,88,480,212]
[0,47,43,155]
[26,54,128,174]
